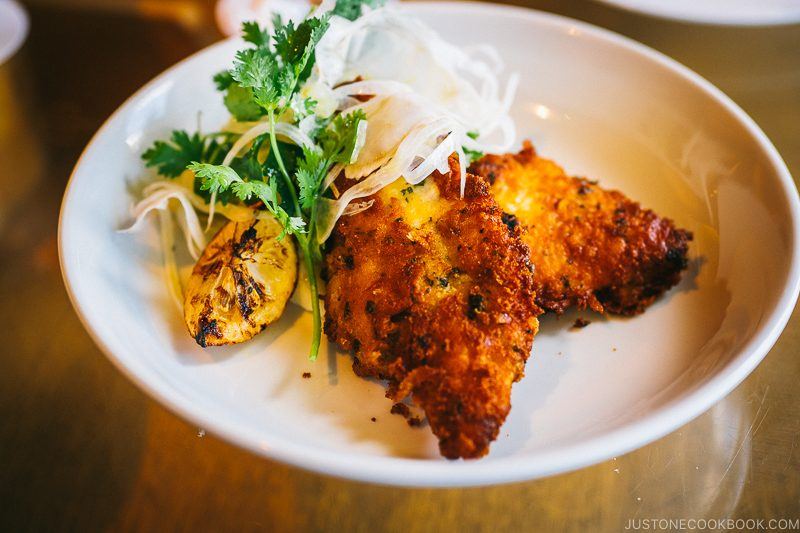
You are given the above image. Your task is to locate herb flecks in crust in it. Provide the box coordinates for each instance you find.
[470,141,692,316]
[324,157,541,459]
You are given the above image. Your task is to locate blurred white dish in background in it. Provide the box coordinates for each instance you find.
[60,2,800,486]
[0,0,28,65]
[215,0,313,35]
[215,0,398,35]
[593,0,800,25]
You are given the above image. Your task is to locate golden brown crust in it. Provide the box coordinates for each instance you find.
[323,157,540,459]
[469,141,692,315]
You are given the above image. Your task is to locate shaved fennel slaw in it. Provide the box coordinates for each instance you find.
[125,0,518,357]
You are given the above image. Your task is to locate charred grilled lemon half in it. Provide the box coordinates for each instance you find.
[184,217,298,347]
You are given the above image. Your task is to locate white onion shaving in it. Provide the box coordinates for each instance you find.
[332,80,413,102]
[502,72,519,113]
[158,209,184,311]
[464,44,504,74]
[223,121,317,167]
[122,180,263,260]
[341,94,442,181]
[299,80,339,118]
[128,3,524,322]
[315,108,465,242]
[298,114,319,138]
[206,190,219,232]
[322,163,344,191]
[314,6,516,146]
[351,119,368,163]
[122,181,208,260]
[223,121,268,166]
[455,144,467,197]
[313,0,337,18]
[304,6,519,239]
[402,133,456,184]
[342,199,374,216]
[219,6,518,244]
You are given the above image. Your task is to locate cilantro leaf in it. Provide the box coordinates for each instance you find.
[230,135,268,183]
[189,162,305,239]
[241,20,270,47]
[142,0,381,361]
[272,15,331,99]
[296,147,325,212]
[231,48,282,111]
[223,83,264,121]
[220,15,331,122]
[187,6,376,360]
[142,130,207,178]
[293,110,366,213]
[318,109,367,165]
[232,179,278,206]
[332,0,385,21]
[189,162,241,194]
[290,93,318,119]
[272,19,300,64]
[213,70,235,91]
[463,131,483,163]
[231,48,274,88]
[273,16,328,67]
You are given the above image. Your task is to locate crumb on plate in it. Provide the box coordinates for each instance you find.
[572,317,590,329]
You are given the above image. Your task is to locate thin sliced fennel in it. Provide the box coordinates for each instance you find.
[129,0,518,338]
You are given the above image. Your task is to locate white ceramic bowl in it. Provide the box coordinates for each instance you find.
[59,2,800,486]
[593,0,800,26]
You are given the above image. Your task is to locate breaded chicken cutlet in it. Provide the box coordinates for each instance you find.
[469,142,692,315]
[323,157,541,459]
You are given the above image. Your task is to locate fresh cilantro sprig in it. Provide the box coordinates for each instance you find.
[194,109,366,358]
[188,162,305,238]
[217,12,329,122]
[142,130,230,178]
[207,15,340,360]
[297,110,367,214]
[197,8,369,360]
[241,20,270,47]
[141,0,382,360]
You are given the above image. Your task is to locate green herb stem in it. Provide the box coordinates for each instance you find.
[151,9,377,362]
[295,234,322,360]
[268,109,302,217]
[308,194,323,263]
[268,109,323,359]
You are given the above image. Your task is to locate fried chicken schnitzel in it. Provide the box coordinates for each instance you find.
[470,142,692,315]
[323,157,541,459]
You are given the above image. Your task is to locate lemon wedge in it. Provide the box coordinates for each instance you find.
[184,216,297,347]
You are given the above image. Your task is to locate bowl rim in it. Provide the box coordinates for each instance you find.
[58,0,800,487]
[592,0,800,27]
